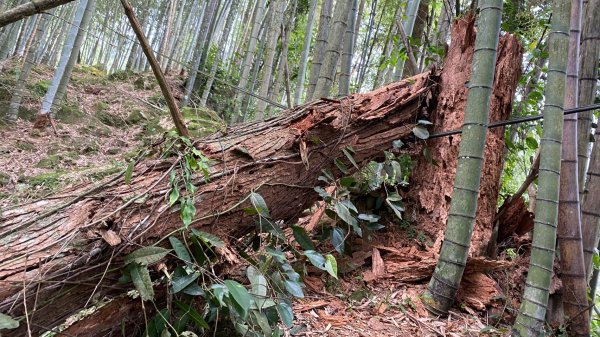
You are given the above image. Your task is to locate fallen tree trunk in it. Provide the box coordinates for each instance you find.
[0,0,77,28]
[0,72,437,336]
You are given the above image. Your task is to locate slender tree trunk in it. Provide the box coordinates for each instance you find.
[294,0,317,105]
[200,0,236,107]
[120,0,189,138]
[393,0,421,81]
[232,0,266,121]
[555,0,590,333]
[423,1,504,316]
[35,0,93,121]
[182,0,218,107]
[402,0,430,77]
[305,0,333,101]
[51,0,96,108]
[513,0,572,333]
[5,14,47,122]
[254,0,286,119]
[373,7,399,89]
[338,0,358,96]
[434,0,455,54]
[580,0,600,279]
[269,0,296,115]
[313,0,352,99]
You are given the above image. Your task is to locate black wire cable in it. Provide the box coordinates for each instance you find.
[428,103,600,139]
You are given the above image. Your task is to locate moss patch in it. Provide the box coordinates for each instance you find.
[126,110,147,125]
[0,172,10,186]
[16,140,35,151]
[56,102,85,124]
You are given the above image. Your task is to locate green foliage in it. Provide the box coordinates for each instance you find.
[0,313,19,330]
[30,79,51,98]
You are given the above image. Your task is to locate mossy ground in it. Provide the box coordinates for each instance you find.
[0,60,223,207]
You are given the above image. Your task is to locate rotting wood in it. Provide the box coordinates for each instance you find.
[407,14,523,256]
[0,71,437,336]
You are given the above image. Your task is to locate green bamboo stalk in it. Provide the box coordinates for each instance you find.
[422,0,503,315]
[512,0,571,333]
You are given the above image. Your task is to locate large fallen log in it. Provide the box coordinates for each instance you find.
[0,72,437,336]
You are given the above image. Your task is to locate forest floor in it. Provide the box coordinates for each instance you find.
[0,61,515,336]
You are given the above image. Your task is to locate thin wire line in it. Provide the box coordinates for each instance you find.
[428,103,600,139]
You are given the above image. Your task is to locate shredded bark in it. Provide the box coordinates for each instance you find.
[407,14,524,256]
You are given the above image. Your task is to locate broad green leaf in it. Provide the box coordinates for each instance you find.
[276,302,294,327]
[161,328,172,337]
[182,282,205,296]
[335,201,357,227]
[257,217,285,239]
[340,199,358,213]
[169,187,179,206]
[292,225,315,250]
[124,246,171,266]
[252,310,272,337]
[172,271,200,293]
[247,266,268,297]
[325,254,338,279]
[412,126,430,139]
[265,247,286,263]
[250,192,270,218]
[174,301,209,329]
[130,263,154,301]
[340,176,357,187]
[124,161,134,184]
[169,236,192,263]
[181,197,196,228]
[331,227,346,254]
[304,250,326,270]
[358,213,381,223]
[392,139,404,148]
[284,280,304,298]
[525,136,538,150]
[314,186,331,201]
[191,229,225,248]
[210,284,228,306]
[366,223,385,231]
[225,280,251,318]
[0,313,19,330]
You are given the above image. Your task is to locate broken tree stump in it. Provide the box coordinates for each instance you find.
[407,14,523,256]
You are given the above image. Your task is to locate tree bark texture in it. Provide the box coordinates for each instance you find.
[0,0,76,28]
[407,15,523,257]
[1,71,436,337]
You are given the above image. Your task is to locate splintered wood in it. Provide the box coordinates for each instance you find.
[1,72,437,336]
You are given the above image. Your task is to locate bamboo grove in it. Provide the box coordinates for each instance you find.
[0,0,599,335]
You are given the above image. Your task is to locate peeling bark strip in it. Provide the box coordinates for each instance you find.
[0,73,437,336]
[408,15,523,256]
